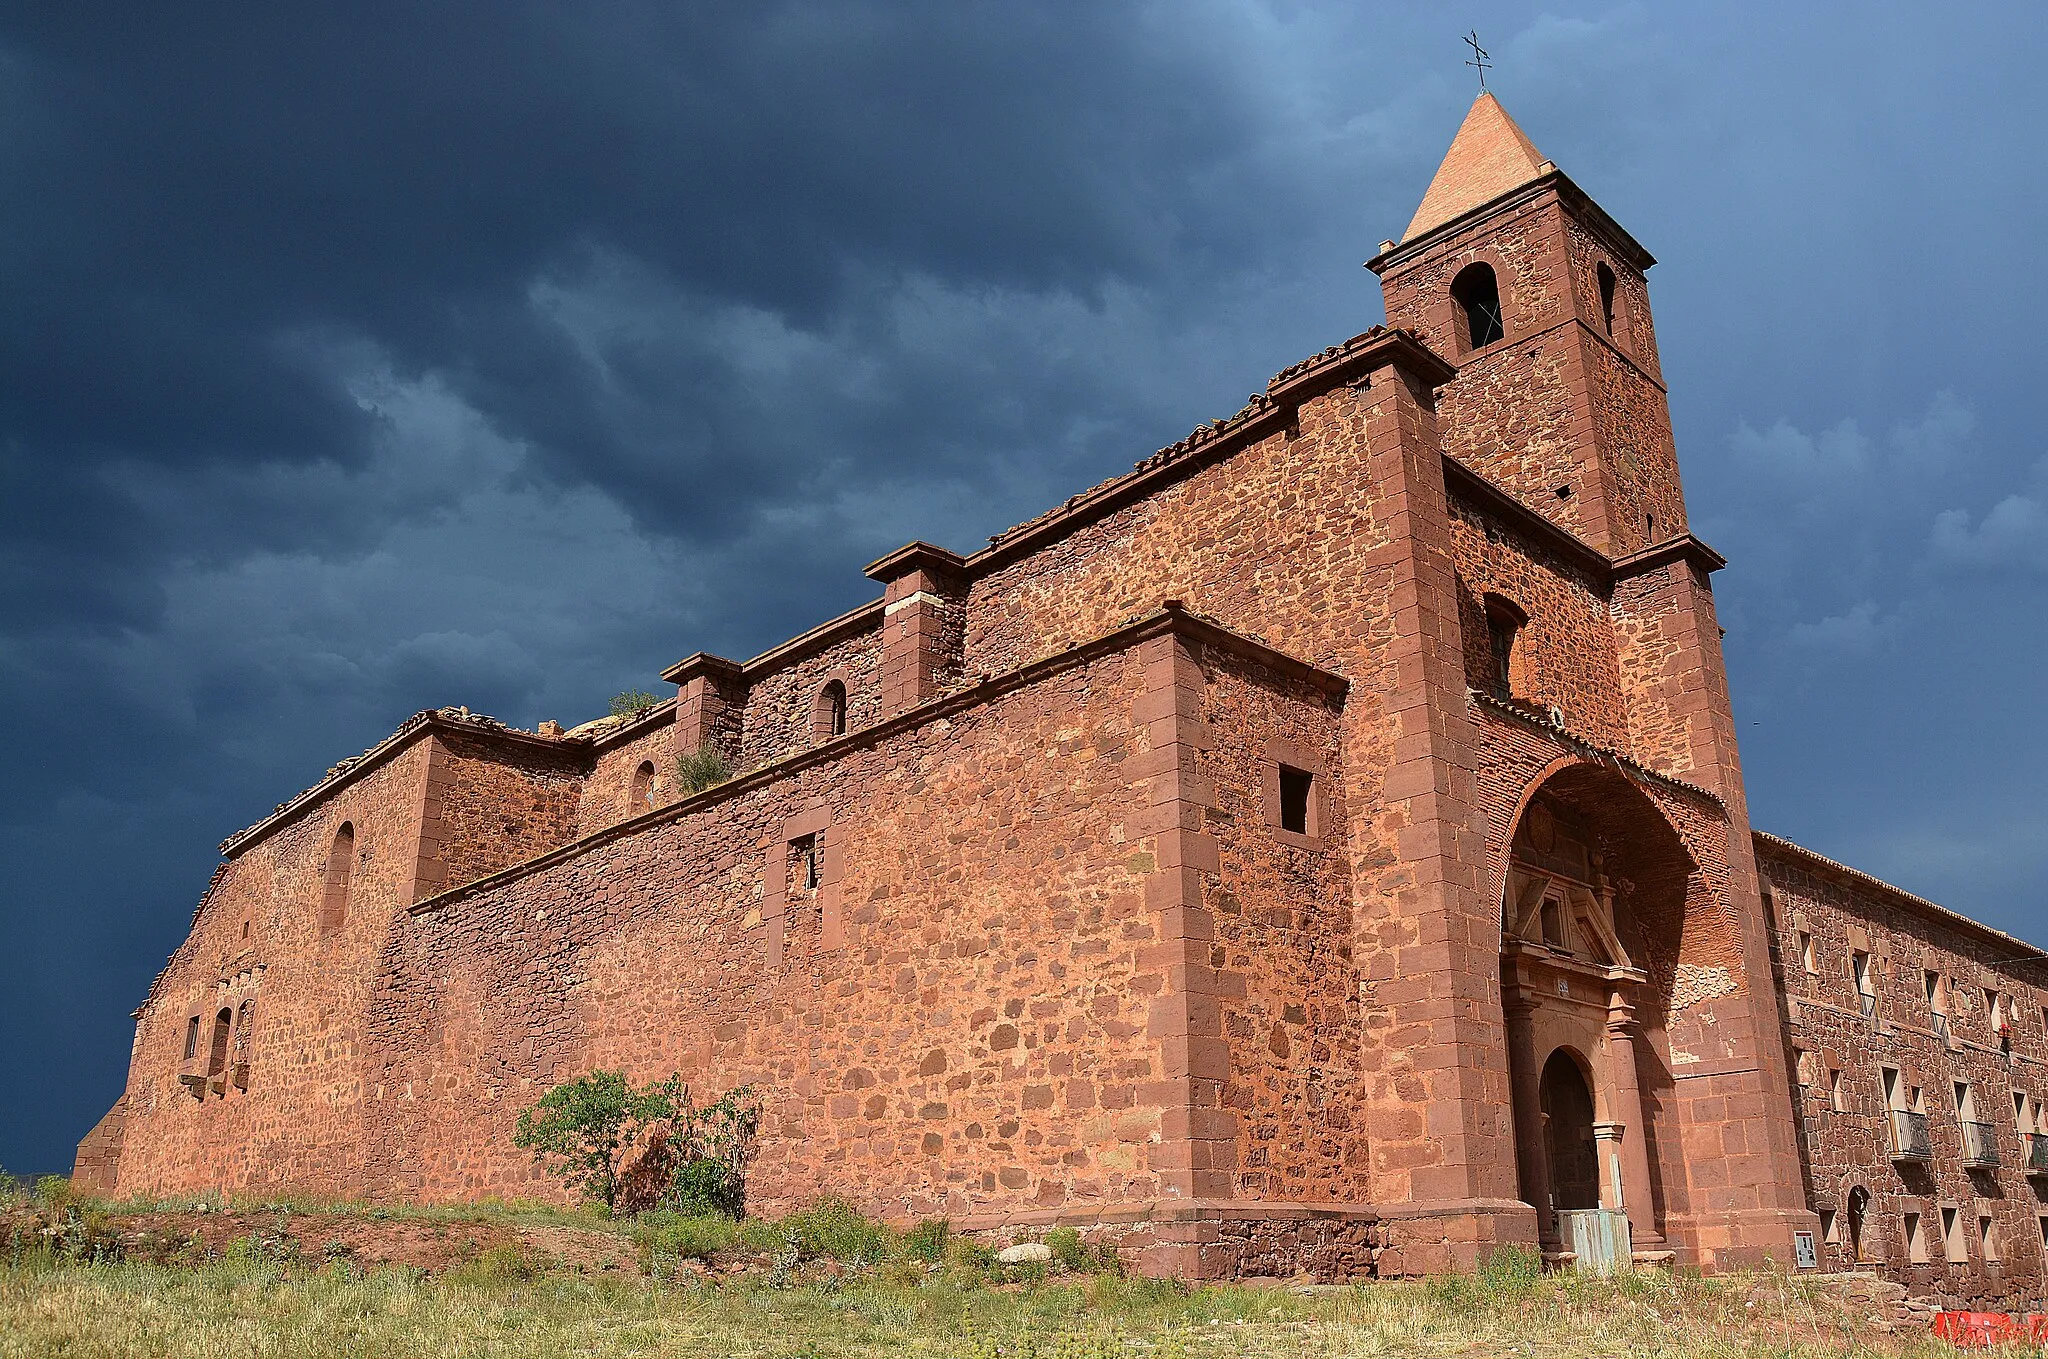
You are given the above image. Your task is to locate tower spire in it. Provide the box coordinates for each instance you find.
[1403,93,1551,243]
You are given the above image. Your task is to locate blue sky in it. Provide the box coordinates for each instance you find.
[3,3,2044,1173]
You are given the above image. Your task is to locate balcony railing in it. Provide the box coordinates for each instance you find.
[1890,1110,1932,1161]
[2025,1132,2048,1176]
[1961,1120,2000,1168]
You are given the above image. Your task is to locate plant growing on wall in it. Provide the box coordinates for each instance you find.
[674,743,732,795]
[608,688,660,717]
[513,1070,676,1214]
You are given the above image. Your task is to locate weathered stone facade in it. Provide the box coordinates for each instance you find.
[78,94,2046,1302]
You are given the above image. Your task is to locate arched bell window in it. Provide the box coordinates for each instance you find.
[1451,262,1506,351]
[630,760,656,809]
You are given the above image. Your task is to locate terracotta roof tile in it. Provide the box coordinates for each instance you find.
[1404,92,1550,242]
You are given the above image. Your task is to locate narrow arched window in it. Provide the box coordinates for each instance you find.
[320,822,354,938]
[813,680,847,742]
[1596,262,1618,337]
[207,1007,233,1081]
[1451,262,1505,350]
[1483,595,1526,699]
[630,760,656,809]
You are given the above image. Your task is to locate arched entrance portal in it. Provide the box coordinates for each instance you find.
[1541,1051,1600,1211]
[1499,760,1695,1254]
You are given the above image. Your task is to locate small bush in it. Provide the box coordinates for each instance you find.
[1045,1226,1119,1275]
[673,743,732,795]
[905,1218,950,1263]
[447,1242,544,1284]
[665,1158,742,1219]
[781,1198,896,1263]
[641,1215,737,1274]
[608,689,659,718]
[34,1176,76,1215]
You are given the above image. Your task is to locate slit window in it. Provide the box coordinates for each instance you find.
[790,834,821,893]
[1981,1215,1999,1262]
[183,1014,201,1061]
[1797,929,1815,974]
[813,680,848,742]
[1451,262,1506,350]
[207,1008,233,1081]
[1278,766,1313,836]
[1483,596,1525,700]
[1596,261,1618,337]
[320,822,355,938]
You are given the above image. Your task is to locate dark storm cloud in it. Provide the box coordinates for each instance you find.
[4,3,2045,1173]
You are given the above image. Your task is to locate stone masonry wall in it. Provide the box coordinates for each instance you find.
[359,638,1250,1218]
[1761,838,2048,1310]
[112,742,433,1197]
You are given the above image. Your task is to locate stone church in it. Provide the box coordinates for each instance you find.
[76,94,2048,1305]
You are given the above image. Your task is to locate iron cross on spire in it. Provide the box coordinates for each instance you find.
[1463,31,1491,90]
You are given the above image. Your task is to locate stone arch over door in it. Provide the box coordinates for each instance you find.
[1497,758,1697,1253]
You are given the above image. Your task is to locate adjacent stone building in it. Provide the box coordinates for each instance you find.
[75,94,2048,1304]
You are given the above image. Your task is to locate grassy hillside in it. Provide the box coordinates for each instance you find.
[0,1180,1961,1359]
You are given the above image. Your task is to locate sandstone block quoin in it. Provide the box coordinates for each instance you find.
[80,92,2045,1302]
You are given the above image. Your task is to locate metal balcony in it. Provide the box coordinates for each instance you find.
[1889,1110,1932,1161]
[2025,1132,2048,1176]
[1961,1120,2000,1168]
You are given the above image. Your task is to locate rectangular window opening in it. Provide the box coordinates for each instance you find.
[1820,1208,1838,1245]
[1830,1068,1845,1112]
[789,834,820,892]
[1905,1212,1927,1264]
[1797,930,1815,974]
[183,1015,201,1061]
[1981,1215,1998,1262]
[1278,765,1313,836]
[1942,1206,1968,1263]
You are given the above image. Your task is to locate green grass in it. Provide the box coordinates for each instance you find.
[0,1246,1962,1359]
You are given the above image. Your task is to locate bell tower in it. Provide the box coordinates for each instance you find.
[1369,94,1683,556]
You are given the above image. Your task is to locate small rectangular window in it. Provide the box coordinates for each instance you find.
[1905,1212,1927,1264]
[790,835,820,892]
[183,1015,201,1061]
[1829,1068,1845,1112]
[1981,1215,1999,1262]
[1797,930,1815,975]
[1277,765,1312,836]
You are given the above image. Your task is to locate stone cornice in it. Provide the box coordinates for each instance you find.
[409,603,1347,918]
[1468,688,1727,812]
[1613,533,1727,579]
[972,327,1455,571]
[1753,830,2048,973]
[1367,170,1655,276]
[219,708,585,858]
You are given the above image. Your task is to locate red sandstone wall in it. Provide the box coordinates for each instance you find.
[113,742,433,1196]
[360,645,1182,1218]
[577,714,678,833]
[1446,492,1627,745]
[418,732,585,898]
[1761,840,2048,1309]
[734,624,883,771]
[1198,649,1360,1202]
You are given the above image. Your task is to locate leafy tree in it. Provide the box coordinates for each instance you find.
[514,1070,675,1214]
